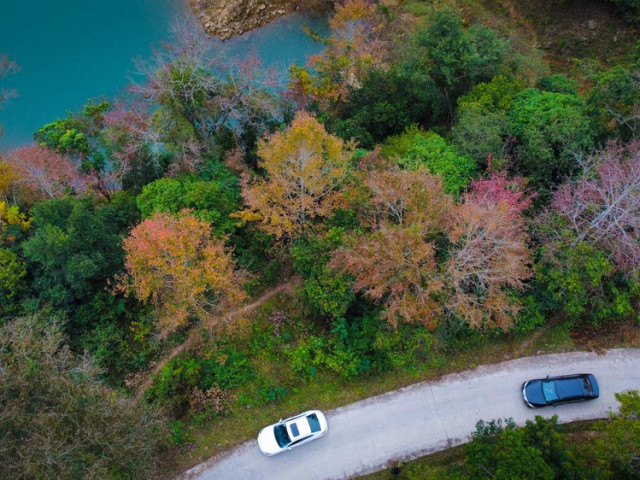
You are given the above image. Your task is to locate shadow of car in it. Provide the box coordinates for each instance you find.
[522,373,599,408]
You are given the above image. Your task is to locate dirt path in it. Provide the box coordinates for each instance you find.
[133,280,297,402]
[513,316,563,357]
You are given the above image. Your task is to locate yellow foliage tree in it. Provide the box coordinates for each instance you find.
[238,111,353,240]
[0,200,31,244]
[0,160,20,201]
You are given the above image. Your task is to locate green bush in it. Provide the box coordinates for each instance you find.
[147,345,254,417]
[586,63,640,142]
[168,420,193,446]
[536,74,578,95]
[286,312,391,380]
[258,385,289,404]
[535,240,640,325]
[508,88,593,192]
[292,228,357,319]
[397,131,477,196]
[374,324,434,371]
[136,167,240,237]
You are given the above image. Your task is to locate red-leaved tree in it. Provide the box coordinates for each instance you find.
[333,166,534,330]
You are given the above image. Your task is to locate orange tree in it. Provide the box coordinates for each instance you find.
[119,210,246,336]
[331,165,534,331]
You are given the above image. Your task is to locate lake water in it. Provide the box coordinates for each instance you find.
[0,0,328,150]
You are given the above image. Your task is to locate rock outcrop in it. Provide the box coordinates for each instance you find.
[188,0,332,40]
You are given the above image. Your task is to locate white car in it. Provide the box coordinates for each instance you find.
[257,410,328,456]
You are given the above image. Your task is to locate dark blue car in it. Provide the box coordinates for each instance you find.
[522,373,599,408]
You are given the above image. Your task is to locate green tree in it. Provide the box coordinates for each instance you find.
[401,9,509,126]
[0,248,26,315]
[34,101,114,199]
[292,227,356,319]
[594,390,640,478]
[137,164,240,238]
[452,75,525,166]
[465,419,553,480]
[586,63,640,142]
[521,415,594,479]
[464,416,591,480]
[326,9,511,147]
[21,195,138,335]
[535,236,638,324]
[0,317,167,479]
[395,131,477,196]
[335,67,414,148]
[508,88,593,192]
[537,74,579,95]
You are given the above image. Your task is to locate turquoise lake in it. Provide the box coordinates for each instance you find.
[0,0,328,150]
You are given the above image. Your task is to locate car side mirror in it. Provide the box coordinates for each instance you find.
[279,418,283,422]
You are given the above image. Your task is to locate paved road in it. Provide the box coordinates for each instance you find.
[180,349,640,480]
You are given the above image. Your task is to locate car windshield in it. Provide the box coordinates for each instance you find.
[542,380,559,402]
[274,424,291,448]
[308,413,321,433]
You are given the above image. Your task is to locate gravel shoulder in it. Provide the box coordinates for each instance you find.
[179,349,640,480]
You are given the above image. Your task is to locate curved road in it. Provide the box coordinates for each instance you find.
[180,349,640,480]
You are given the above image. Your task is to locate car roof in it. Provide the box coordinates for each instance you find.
[286,416,312,439]
[553,376,590,399]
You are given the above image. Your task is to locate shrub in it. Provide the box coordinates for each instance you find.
[508,89,593,192]
[396,131,477,196]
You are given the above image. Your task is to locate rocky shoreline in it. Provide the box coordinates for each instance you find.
[188,0,333,40]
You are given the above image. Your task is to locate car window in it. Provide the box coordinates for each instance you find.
[290,436,311,447]
[542,381,558,402]
[290,422,300,438]
[274,424,291,448]
[308,413,321,433]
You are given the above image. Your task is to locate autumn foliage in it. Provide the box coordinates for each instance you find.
[363,167,453,231]
[5,145,91,199]
[239,111,353,240]
[120,211,246,336]
[551,141,640,275]
[332,166,534,330]
[332,225,444,329]
[446,183,533,329]
[289,0,393,112]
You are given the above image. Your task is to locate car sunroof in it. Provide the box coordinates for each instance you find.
[290,422,300,437]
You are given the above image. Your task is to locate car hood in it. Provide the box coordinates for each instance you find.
[524,380,545,406]
[257,426,281,456]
